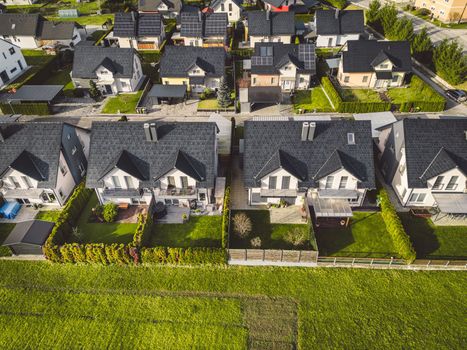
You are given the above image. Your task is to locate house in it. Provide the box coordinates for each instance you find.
[261,0,297,12]
[250,42,316,91]
[111,12,165,50]
[414,0,467,23]
[176,8,228,47]
[0,14,81,49]
[2,220,54,255]
[378,119,467,217]
[246,11,295,47]
[86,121,218,208]
[207,0,242,22]
[338,40,412,89]
[71,46,144,95]
[160,46,226,93]
[0,122,90,208]
[243,119,376,220]
[1,0,38,5]
[315,9,364,47]
[138,0,183,18]
[0,39,28,89]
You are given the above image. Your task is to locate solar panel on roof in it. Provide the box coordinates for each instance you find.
[299,44,316,70]
[205,14,227,36]
[251,56,273,66]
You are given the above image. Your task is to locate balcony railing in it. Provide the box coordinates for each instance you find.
[156,187,196,197]
[260,189,298,197]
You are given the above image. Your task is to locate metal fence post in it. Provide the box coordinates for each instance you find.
[333,257,337,266]
[445,261,450,267]
[389,257,393,267]
[370,259,374,267]
[352,258,355,266]
[427,260,431,267]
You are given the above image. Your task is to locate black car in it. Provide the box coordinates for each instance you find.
[445,89,467,102]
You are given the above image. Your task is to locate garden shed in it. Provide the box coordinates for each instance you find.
[146,84,187,105]
[7,85,64,104]
[2,220,54,255]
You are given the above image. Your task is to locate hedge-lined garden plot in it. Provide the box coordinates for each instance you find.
[0,224,14,257]
[0,261,464,349]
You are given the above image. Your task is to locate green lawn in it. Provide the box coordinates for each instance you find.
[293,87,334,113]
[0,224,15,257]
[198,99,234,110]
[150,216,222,248]
[340,88,382,102]
[46,14,114,26]
[0,261,464,349]
[315,212,398,258]
[101,91,143,114]
[33,67,75,96]
[36,210,61,222]
[230,210,311,250]
[399,213,467,259]
[74,194,137,244]
[387,75,445,104]
[409,10,467,29]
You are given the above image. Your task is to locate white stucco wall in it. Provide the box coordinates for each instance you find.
[0,40,27,88]
[249,35,292,47]
[1,35,39,49]
[316,34,360,47]
[213,0,242,22]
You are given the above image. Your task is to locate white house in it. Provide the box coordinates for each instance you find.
[0,122,90,210]
[138,0,183,18]
[378,119,467,217]
[0,39,27,89]
[71,46,144,95]
[244,119,376,222]
[86,122,218,209]
[315,10,364,47]
[1,0,38,5]
[246,11,295,47]
[208,0,242,22]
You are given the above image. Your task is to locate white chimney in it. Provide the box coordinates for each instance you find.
[144,123,152,141]
[335,9,339,19]
[301,122,309,141]
[266,10,270,21]
[308,122,316,141]
[150,123,158,142]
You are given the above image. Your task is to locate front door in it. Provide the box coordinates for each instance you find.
[0,70,9,85]
[104,84,113,94]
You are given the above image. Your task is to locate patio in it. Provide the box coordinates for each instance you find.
[0,206,38,224]
[115,205,148,224]
[270,206,306,224]
[155,206,190,224]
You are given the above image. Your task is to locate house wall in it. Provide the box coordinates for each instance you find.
[337,59,406,88]
[213,0,242,22]
[0,41,27,88]
[1,35,39,49]
[251,74,280,86]
[2,0,37,5]
[250,35,292,47]
[316,34,361,47]
[116,35,164,50]
[415,0,467,22]
[260,168,299,191]
[39,26,82,48]
[183,37,204,47]
[54,151,77,206]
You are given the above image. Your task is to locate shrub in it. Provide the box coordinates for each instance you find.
[416,8,431,16]
[285,228,308,247]
[221,187,230,248]
[141,247,226,265]
[250,237,261,248]
[233,212,252,238]
[72,227,84,243]
[0,103,51,115]
[132,212,153,248]
[326,0,347,10]
[103,203,118,223]
[378,189,416,263]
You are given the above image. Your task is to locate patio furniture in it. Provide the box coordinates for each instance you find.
[410,209,432,218]
[118,203,129,210]
[0,201,21,219]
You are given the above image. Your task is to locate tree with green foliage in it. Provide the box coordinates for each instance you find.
[327,0,347,10]
[379,4,398,36]
[103,203,118,223]
[294,36,300,44]
[366,0,381,25]
[411,27,433,64]
[89,80,101,100]
[217,76,231,108]
[433,39,467,85]
[386,17,414,41]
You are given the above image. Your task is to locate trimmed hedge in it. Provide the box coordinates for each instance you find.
[0,103,51,115]
[378,189,416,263]
[221,187,230,249]
[52,243,135,264]
[132,212,153,248]
[321,77,391,113]
[398,101,445,112]
[140,247,227,265]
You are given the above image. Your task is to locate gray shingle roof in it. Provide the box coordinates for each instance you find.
[72,46,137,79]
[0,122,68,189]
[210,0,243,9]
[0,14,42,36]
[251,42,316,75]
[113,12,162,38]
[86,121,217,189]
[160,46,226,78]
[204,12,228,37]
[315,10,364,35]
[138,0,182,13]
[401,119,467,188]
[244,120,376,189]
[180,10,203,37]
[39,21,77,40]
[247,11,295,36]
[3,220,54,246]
[342,40,412,73]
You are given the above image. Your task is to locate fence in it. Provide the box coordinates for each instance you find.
[228,249,318,266]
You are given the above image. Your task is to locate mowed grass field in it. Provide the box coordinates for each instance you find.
[0,262,464,349]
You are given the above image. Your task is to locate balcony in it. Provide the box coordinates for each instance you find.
[155,187,197,197]
[102,188,146,198]
[260,189,298,197]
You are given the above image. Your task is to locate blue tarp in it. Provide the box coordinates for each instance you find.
[0,201,21,219]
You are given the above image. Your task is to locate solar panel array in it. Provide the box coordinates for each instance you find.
[113,13,137,37]
[251,56,273,66]
[138,14,162,36]
[298,44,316,70]
[204,13,227,37]
[181,12,203,37]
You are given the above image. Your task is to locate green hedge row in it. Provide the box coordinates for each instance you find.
[378,189,416,263]
[58,243,136,264]
[0,103,51,115]
[221,187,230,249]
[321,77,391,113]
[132,212,153,248]
[398,101,445,112]
[141,247,227,265]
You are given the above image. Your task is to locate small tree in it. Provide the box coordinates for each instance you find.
[433,39,467,85]
[250,237,261,248]
[103,203,118,223]
[379,4,398,36]
[411,27,433,64]
[233,212,252,238]
[217,76,231,108]
[89,80,101,100]
[294,36,300,44]
[72,226,84,243]
[285,228,307,247]
[366,0,381,26]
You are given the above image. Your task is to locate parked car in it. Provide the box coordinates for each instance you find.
[445,89,467,102]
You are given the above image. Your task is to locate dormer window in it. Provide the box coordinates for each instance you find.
[380,64,389,69]
[347,133,355,145]
[71,146,77,155]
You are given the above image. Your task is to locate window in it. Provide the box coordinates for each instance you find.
[10,67,17,74]
[379,64,389,69]
[344,76,349,83]
[362,76,368,83]
[399,163,405,174]
[9,47,14,55]
[299,77,304,83]
[124,176,135,189]
[347,133,355,145]
[121,81,127,88]
[281,176,290,190]
[409,193,427,203]
[269,176,277,189]
[199,193,206,201]
[271,77,275,84]
[9,176,20,189]
[325,176,334,189]
[228,3,232,11]
[167,176,175,187]
[446,176,458,190]
[253,77,256,84]
[59,161,68,176]
[78,162,86,175]
[112,176,122,189]
[221,3,225,11]
[327,38,333,46]
[21,176,32,189]
[409,193,418,202]
[417,193,426,202]
[339,176,348,189]
[71,146,77,155]
[392,75,399,83]
[17,60,23,70]
[59,188,65,199]
[181,176,188,189]
[432,176,444,190]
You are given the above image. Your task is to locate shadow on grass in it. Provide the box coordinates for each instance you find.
[399,212,441,258]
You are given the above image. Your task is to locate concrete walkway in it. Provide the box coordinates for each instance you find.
[230,155,250,210]
[374,167,409,212]
[270,206,305,224]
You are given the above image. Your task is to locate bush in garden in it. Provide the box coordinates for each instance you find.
[72,226,84,243]
[233,212,252,238]
[140,247,226,265]
[103,203,118,223]
[285,228,307,247]
[221,187,230,248]
[250,237,261,248]
[132,213,153,248]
